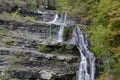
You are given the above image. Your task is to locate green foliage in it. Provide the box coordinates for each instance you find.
[37,44,78,54]
[0,25,12,46]
[0,11,22,20]
[92,0,120,26]
[89,1,120,78]
[57,0,98,17]
[57,0,120,79]
[0,11,35,22]
[63,27,73,41]
[11,11,21,20]
[24,16,35,21]
[91,1,120,79]
[38,45,53,53]
[89,25,108,58]
[107,8,120,76]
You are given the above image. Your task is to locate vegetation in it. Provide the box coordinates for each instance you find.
[57,0,120,79]
[0,11,35,22]
[0,0,119,79]
[37,44,79,54]
[0,26,11,46]
[38,45,54,53]
[63,27,73,41]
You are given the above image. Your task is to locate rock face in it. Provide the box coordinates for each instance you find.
[0,19,60,48]
[0,9,79,80]
[0,11,79,80]
[0,0,56,12]
[0,46,79,80]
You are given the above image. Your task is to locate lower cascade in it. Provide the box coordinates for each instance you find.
[72,26,96,80]
[1,0,119,80]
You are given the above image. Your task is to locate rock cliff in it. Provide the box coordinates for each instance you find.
[0,10,79,80]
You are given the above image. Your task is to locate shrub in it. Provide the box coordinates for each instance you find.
[11,11,21,20]
[24,16,35,21]
[38,45,53,53]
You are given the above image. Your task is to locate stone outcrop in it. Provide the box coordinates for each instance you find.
[0,46,79,80]
[0,8,78,80]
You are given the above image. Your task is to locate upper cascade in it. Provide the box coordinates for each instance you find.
[49,12,59,24]
[72,26,96,80]
[57,12,67,42]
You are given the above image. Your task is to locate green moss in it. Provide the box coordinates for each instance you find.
[63,27,73,41]
[24,16,35,21]
[37,44,79,55]
[38,45,54,53]
[0,11,35,22]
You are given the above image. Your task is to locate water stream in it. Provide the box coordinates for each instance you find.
[49,12,58,23]
[57,12,67,42]
[48,12,67,41]
[39,11,96,80]
[72,26,95,80]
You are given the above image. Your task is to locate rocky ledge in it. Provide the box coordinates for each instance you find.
[0,46,79,80]
[0,10,78,80]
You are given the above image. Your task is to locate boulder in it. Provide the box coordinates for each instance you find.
[39,69,56,80]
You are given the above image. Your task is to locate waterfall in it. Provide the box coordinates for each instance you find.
[49,12,58,24]
[72,26,95,80]
[47,12,67,42]
[57,12,67,42]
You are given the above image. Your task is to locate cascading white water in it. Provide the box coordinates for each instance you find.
[47,12,67,42]
[49,12,58,23]
[72,26,95,80]
[57,12,67,42]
